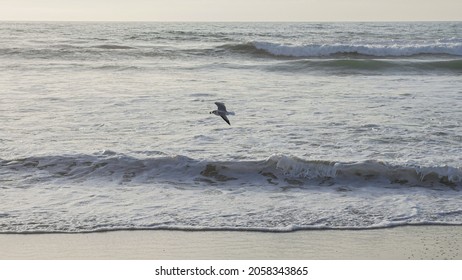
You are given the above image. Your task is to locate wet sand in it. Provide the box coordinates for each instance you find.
[1,226,461,260]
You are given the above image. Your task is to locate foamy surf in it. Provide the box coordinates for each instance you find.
[1,152,461,233]
[2,151,462,233]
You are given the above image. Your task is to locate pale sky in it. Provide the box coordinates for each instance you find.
[1,0,461,21]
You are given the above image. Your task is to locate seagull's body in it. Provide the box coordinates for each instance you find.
[210,102,234,125]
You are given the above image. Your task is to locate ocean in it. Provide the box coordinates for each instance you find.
[0,22,461,233]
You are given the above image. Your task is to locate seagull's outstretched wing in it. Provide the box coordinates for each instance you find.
[215,102,227,112]
[220,114,231,125]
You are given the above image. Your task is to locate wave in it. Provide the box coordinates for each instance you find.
[217,42,462,73]
[266,59,462,73]
[251,41,462,58]
[0,45,136,61]
[93,44,135,50]
[220,41,462,58]
[4,41,462,71]
[2,152,461,188]
[2,152,461,233]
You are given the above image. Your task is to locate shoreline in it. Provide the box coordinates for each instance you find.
[1,225,461,260]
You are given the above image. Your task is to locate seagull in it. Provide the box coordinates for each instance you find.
[210,102,234,125]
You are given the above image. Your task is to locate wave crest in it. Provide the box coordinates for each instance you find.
[252,41,462,58]
[267,155,461,187]
[1,153,461,188]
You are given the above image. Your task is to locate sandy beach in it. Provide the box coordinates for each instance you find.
[0,226,460,260]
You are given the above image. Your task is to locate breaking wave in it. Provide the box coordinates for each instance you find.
[2,152,461,188]
[251,41,462,58]
[218,42,462,73]
[2,152,461,233]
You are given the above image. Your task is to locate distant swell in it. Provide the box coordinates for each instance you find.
[267,59,462,73]
[93,44,135,50]
[2,152,461,188]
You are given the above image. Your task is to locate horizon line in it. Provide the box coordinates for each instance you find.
[1,19,461,23]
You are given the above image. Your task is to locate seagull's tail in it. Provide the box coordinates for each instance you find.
[228,111,235,116]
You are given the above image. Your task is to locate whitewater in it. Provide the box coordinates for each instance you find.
[0,22,461,233]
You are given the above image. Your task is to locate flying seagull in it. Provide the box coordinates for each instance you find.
[210,102,234,125]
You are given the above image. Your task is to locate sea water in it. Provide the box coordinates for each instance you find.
[0,22,461,232]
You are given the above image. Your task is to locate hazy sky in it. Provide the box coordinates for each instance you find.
[1,0,461,21]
